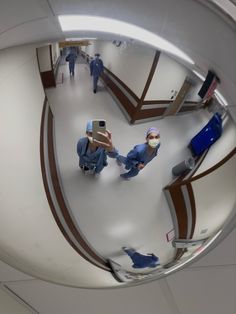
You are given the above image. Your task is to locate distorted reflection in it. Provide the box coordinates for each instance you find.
[39,37,236,285]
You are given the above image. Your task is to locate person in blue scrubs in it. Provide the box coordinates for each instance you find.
[90,53,104,93]
[66,48,77,76]
[77,121,118,177]
[117,127,161,180]
[123,247,160,269]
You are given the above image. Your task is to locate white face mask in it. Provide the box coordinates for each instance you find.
[87,136,93,143]
[148,138,160,148]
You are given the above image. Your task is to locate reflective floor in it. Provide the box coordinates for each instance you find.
[46,58,212,273]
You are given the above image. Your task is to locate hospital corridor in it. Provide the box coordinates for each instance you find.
[0,1,236,314]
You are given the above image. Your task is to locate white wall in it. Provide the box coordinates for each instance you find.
[51,42,60,66]
[0,288,32,314]
[0,44,118,288]
[37,45,51,72]
[192,154,236,240]
[145,53,202,102]
[86,40,155,98]
[86,42,203,102]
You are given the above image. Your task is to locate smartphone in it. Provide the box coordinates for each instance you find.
[92,120,106,142]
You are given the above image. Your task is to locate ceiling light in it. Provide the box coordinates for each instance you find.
[58,15,194,64]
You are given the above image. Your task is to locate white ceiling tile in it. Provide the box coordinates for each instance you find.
[0,0,48,33]
[7,279,174,314]
[166,267,236,314]
[0,17,63,50]
[0,260,33,283]
[0,288,32,314]
[189,227,236,268]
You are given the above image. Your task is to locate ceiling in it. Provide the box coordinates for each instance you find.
[0,227,235,314]
[0,0,235,110]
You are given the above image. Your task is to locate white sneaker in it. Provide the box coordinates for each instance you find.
[94,172,100,178]
[84,169,94,175]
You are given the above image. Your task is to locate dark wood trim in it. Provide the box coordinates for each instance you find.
[174,248,186,261]
[36,45,56,89]
[49,44,53,71]
[167,186,188,239]
[143,100,172,105]
[46,107,110,271]
[104,67,139,102]
[187,183,196,239]
[135,103,202,122]
[101,72,136,118]
[143,100,201,107]
[40,99,110,271]
[40,70,56,88]
[135,107,166,120]
[131,50,160,123]
[190,147,236,182]
[40,98,80,264]
[140,50,161,102]
[164,148,236,245]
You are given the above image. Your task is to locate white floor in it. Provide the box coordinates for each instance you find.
[46,59,211,273]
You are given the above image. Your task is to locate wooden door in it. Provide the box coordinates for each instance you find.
[165,79,192,116]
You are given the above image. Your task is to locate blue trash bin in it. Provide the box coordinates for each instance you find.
[189,113,222,156]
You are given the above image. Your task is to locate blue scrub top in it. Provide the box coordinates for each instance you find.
[77,137,118,170]
[90,58,104,77]
[125,143,160,169]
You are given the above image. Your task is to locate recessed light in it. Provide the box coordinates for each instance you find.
[58,15,194,64]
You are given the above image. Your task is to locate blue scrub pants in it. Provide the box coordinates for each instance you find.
[123,248,147,268]
[117,156,140,179]
[121,167,140,179]
[123,248,159,268]
[69,61,75,75]
[81,163,105,174]
[93,76,99,91]
[123,248,136,257]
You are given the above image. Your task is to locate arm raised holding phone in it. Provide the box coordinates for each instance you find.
[76,120,118,177]
[93,130,115,152]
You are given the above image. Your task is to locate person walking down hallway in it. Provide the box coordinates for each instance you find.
[117,127,161,180]
[90,53,104,93]
[66,48,77,76]
[122,247,160,269]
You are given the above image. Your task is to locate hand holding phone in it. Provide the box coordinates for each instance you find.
[93,130,114,152]
[92,120,106,142]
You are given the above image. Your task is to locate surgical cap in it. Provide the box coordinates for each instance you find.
[146,127,160,137]
[86,120,93,132]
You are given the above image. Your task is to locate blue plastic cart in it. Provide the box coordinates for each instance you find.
[189,113,222,156]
